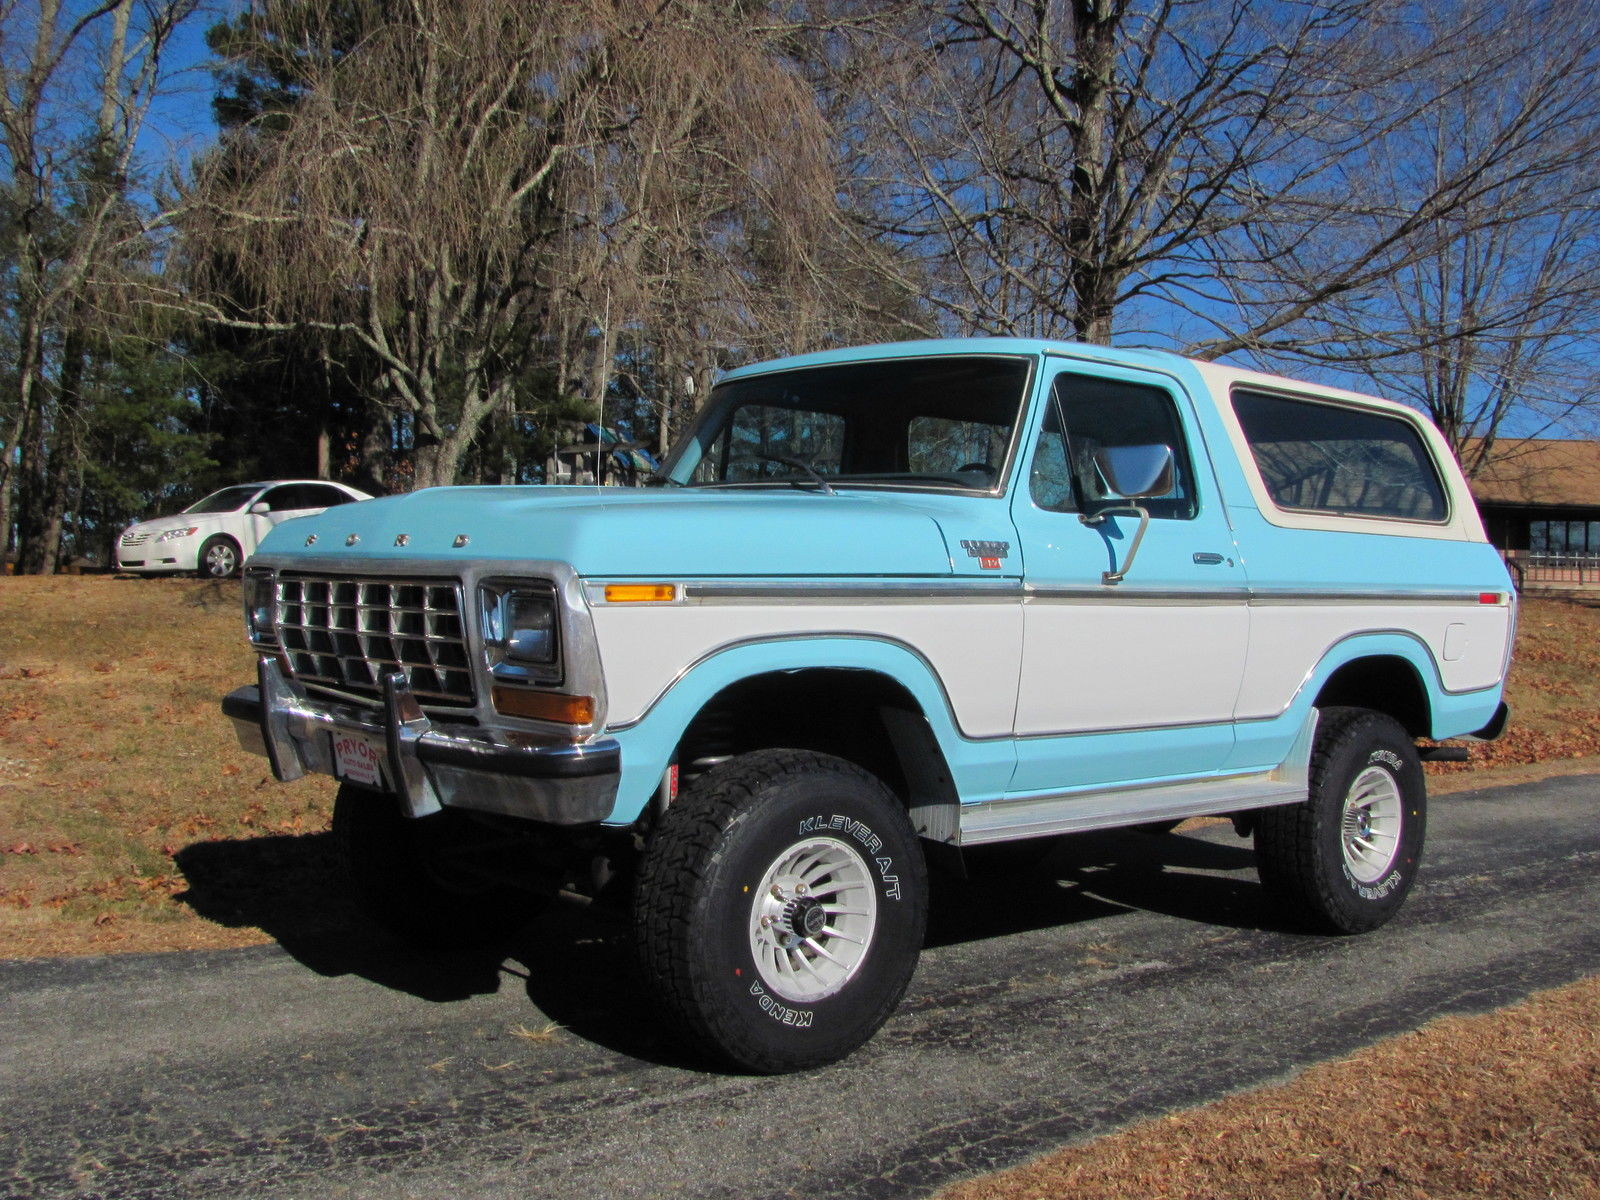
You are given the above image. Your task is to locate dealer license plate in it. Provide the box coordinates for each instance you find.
[332,730,385,788]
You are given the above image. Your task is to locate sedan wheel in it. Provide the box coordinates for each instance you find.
[198,536,241,579]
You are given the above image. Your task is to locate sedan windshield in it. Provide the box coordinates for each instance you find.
[183,485,262,515]
[665,355,1031,492]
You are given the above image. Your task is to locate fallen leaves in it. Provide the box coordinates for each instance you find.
[938,977,1600,1200]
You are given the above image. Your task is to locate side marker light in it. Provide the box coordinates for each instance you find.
[605,584,677,603]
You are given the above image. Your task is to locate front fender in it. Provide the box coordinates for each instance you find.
[601,636,1016,824]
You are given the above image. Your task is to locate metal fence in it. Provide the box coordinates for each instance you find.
[1501,552,1600,589]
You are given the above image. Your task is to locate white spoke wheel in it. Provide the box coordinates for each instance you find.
[1340,765,1403,883]
[748,836,879,1003]
[634,749,928,1074]
[1255,707,1426,935]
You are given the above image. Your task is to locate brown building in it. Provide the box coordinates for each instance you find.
[1471,439,1600,558]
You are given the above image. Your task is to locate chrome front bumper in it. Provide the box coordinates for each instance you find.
[222,657,620,823]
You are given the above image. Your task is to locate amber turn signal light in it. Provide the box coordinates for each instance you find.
[491,687,595,724]
[604,583,677,603]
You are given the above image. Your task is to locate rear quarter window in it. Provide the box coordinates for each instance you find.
[1231,389,1448,522]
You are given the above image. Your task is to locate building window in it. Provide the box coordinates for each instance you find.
[1529,519,1600,556]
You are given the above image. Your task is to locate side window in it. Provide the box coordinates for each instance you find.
[1028,400,1076,511]
[1232,390,1447,521]
[256,486,298,512]
[302,485,353,508]
[1036,374,1198,520]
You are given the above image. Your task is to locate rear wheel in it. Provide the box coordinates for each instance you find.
[332,784,545,948]
[1255,707,1426,934]
[634,749,928,1073]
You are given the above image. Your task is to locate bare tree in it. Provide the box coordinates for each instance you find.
[0,0,199,571]
[183,0,860,488]
[840,0,1600,391]
[1234,5,1600,470]
[840,0,1388,342]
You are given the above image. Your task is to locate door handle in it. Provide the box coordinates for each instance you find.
[1192,552,1227,565]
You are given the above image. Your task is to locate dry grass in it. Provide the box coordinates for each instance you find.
[0,576,342,958]
[1428,594,1600,773]
[938,975,1600,1200]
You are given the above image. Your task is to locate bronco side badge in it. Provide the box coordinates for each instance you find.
[961,539,1009,570]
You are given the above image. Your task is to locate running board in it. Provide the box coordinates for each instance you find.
[958,708,1319,847]
[958,772,1306,845]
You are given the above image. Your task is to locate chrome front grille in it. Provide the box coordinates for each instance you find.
[275,574,475,708]
[121,530,151,547]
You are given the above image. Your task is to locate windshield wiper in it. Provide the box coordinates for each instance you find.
[726,453,838,495]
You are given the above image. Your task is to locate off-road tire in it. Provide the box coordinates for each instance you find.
[633,749,928,1073]
[332,783,543,949]
[197,535,241,579]
[1255,707,1426,934]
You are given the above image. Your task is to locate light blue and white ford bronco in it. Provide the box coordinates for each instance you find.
[223,338,1514,1072]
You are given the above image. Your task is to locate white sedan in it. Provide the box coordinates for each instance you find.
[116,480,372,578]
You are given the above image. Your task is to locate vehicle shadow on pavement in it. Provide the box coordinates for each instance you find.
[172,824,1289,1068]
[498,904,715,1070]
[928,826,1284,948]
[171,831,706,1067]
[173,832,509,1002]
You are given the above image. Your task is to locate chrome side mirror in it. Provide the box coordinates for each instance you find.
[1093,444,1174,500]
[1080,445,1175,585]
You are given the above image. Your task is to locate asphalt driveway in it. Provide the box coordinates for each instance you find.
[3,774,1596,1200]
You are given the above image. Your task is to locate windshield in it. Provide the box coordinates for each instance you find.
[183,485,262,515]
[665,355,1032,492]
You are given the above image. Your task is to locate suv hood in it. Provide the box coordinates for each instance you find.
[253,485,1017,578]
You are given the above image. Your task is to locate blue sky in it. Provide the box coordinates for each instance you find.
[136,5,220,177]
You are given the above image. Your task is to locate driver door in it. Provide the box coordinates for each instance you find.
[1007,364,1250,794]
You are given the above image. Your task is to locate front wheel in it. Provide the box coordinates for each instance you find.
[197,535,241,579]
[1254,707,1426,934]
[633,749,928,1073]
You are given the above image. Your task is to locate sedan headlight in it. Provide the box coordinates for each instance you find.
[156,526,199,542]
[480,583,561,683]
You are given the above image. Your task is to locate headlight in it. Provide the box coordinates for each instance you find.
[156,526,199,542]
[244,569,278,646]
[480,583,561,683]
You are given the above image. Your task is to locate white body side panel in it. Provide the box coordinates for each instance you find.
[590,599,1023,736]
[1237,602,1513,718]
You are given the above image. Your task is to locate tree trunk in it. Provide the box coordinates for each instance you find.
[1066,0,1120,345]
[357,405,392,495]
[412,438,465,491]
[12,376,51,574]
